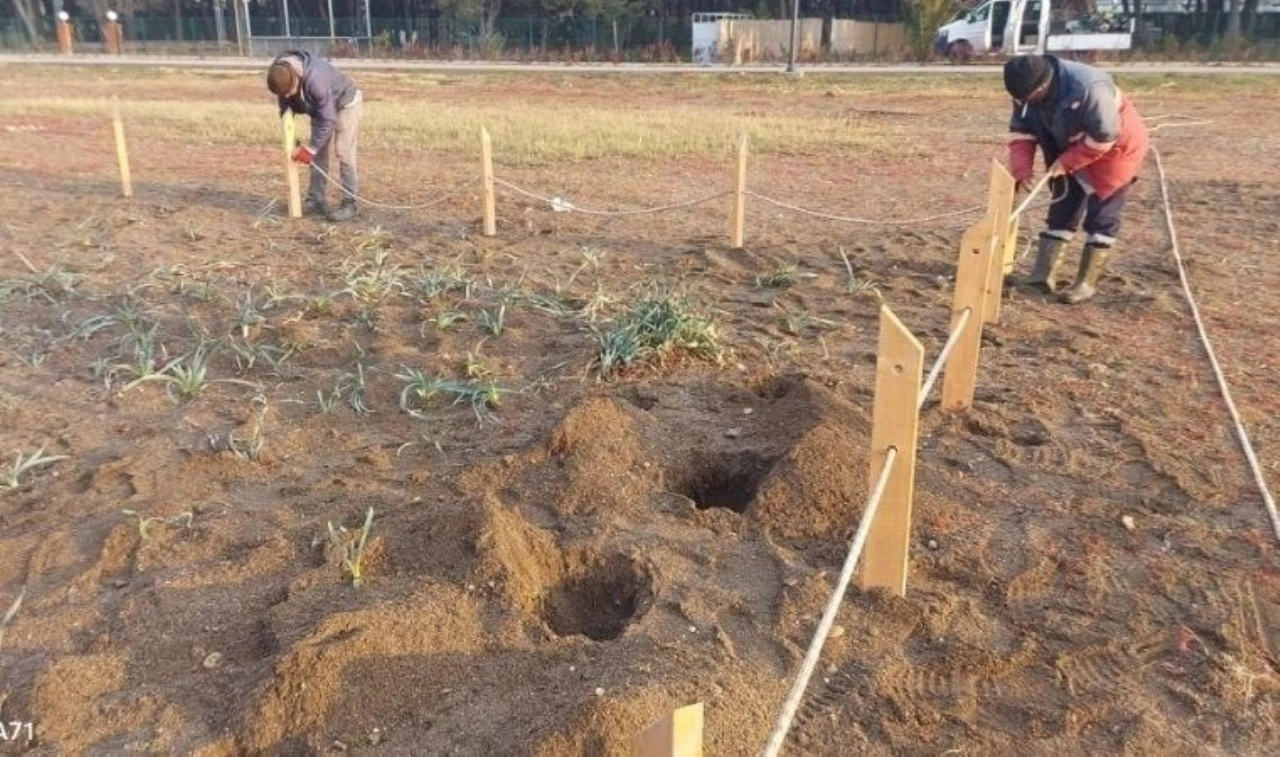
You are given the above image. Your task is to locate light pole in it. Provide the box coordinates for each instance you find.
[786,0,800,73]
[213,0,227,49]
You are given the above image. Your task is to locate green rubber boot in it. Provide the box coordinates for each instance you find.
[1061,243,1113,304]
[327,200,358,223]
[302,197,328,217]
[1024,235,1070,294]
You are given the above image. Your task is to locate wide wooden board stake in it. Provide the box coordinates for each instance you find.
[940,220,994,412]
[282,111,302,218]
[984,160,1016,324]
[857,305,923,597]
[635,702,703,757]
[110,96,132,198]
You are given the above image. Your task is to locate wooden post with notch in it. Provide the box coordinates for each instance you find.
[282,111,302,218]
[635,702,703,757]
[940,216,995,412]
[481,126,496,236]
[730,134,747,249]
[110,96,132,198]
[857,305,922,597]
[983,160,1016,325]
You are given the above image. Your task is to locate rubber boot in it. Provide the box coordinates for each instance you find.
[302,197,328,217]
[1060,243,1112,304]
[327,200,357,223]
[1023,235,1070,293]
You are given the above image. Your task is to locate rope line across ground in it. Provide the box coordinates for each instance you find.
[310,163,478,210]
[1151,145,1280,539]
[491,177,732,216]
[743,189,985,226]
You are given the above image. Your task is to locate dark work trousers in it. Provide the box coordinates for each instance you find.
[1042,147,1133,246]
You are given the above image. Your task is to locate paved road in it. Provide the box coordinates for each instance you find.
[1,52,1279,76]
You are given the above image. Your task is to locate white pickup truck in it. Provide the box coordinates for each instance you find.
[934,0,1134,61]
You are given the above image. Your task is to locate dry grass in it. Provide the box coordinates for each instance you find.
[3,94,901,162]
[6,67,1274,163]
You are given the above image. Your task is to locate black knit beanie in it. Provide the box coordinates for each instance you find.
[1003,55,1052,100]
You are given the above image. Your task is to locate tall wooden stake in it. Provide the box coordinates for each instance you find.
[857,305,923,597]
[110,96,132,198]
[730,134,748,249]
[481,126,496,237]
[983,160,1016,325]
[282,111,302,218]
[941,221,995,412]
[636,702,703,757]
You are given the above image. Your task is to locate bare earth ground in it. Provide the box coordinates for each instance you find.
[0,66,1278,755]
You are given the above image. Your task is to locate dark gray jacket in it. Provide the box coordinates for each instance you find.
[1008,55,1121,155]
[274,50,358,152]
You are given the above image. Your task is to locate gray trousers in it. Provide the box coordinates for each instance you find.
[307,93,362,206]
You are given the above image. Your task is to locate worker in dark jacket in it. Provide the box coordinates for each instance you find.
[267,50,363,222]
[1004,54,1149,304]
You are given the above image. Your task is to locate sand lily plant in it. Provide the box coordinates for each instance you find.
[328,507,375,588]
[2,447,68,493]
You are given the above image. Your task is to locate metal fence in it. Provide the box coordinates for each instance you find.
[2,11,1279,56]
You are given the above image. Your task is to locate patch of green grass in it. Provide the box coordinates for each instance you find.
[341,363,372,415]
[413,265,473,300]
[339,249,407,303]
[593,291,723,378]
[427,310,468,331]
[236,289,265,338]
[479,303,507,337]
[3,252,82,304]
[755,263,798,289]
[125,340,258,399]
[396,366,509,423]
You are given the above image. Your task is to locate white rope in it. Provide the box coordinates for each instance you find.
[492,177,731,216]
[1152,146,1280,540]
[743,190,983,226]
[1010,171,1054,222]
[762,446,899,757]
[309,163,478,210]
[919,307,972,409]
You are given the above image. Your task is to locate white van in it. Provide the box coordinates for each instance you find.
[934,0,1134,61]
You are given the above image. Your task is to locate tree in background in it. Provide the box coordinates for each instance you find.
[436,0,505,47]
[9,0,40,42]
[902,0,956,59]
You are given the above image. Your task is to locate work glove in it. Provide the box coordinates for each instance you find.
[292,145,317,165]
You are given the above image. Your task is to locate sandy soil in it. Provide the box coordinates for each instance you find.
[0,66,1277,755]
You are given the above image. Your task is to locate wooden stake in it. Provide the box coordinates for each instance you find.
[56,21,73,54]
[282,111,302,218]
[940,221,994,412]
[857,305,923,597]
[1004,214,1020,277]
[110,96,132,198]
[636,702,703,757]
[729,134,747,249]
[983,160,1016,324]
[481,126,496,237]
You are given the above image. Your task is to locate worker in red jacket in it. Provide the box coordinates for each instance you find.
[1004,54,1150,304]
